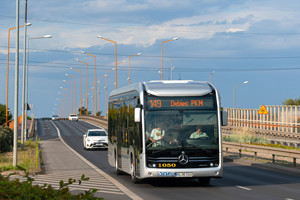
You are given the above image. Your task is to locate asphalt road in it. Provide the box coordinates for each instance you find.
[38,119,300,200]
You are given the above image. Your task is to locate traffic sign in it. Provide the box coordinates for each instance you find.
[258,105,268,114]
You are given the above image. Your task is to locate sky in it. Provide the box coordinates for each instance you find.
[0,0,299,118]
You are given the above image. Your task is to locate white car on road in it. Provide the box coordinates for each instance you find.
[83,129,108,150]
[68,114,78,121]
[52,115,59,120]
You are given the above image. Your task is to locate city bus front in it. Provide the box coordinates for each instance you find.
[140,90,223,181]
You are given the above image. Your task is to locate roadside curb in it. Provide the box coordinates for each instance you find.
[50,121,143,200]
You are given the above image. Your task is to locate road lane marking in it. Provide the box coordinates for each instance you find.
[236,185,252,191]
[51,121,143,200]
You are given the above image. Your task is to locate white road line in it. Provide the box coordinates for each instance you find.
[236,185,252,191]
[284,198,294,200]
[51,121,143,200]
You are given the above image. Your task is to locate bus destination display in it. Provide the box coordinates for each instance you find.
[147,96,214,110]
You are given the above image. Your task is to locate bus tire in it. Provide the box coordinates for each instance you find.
[198,177,211,185]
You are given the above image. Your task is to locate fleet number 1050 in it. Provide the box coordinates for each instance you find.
[158,163,176,168]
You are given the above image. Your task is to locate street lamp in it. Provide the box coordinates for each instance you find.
[57,98,65,119]
[97,35,118,89]
[128,53,141,85]
[75,59,89,115]
[210,71,215,83]
[98,75,105,116]
[5,23,32,127]
[63,80,73,114]
[161,37,178,80]
[81,51,97,116]
[233,81,248,108]
[58,93,69,119]
[70,68,82,115]
[60,87,69,116]
[65,74,77,114]
[20,34,52,148]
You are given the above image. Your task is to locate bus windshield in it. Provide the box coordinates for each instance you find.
[145,109,219,152]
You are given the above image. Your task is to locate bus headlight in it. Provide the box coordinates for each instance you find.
[147,163,157,168]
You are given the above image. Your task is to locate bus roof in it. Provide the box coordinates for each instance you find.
[109,80,214,97]
[144,80,213,96]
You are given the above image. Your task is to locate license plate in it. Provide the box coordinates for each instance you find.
[174,172,193,177]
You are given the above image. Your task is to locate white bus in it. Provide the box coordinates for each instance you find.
[108,80,227,184]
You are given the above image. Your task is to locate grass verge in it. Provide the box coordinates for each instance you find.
[0,136,41,173]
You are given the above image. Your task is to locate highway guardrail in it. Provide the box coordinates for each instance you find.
[78,115,108,130]
[223,141,300,167]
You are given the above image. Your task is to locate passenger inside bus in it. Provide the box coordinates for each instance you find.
[189,125,209,139]
[149,123,165,147]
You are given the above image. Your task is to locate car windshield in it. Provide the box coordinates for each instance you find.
[53,115,58,117]
[88,131,107,136]
[70,115,77,117]
[145,109,219,152]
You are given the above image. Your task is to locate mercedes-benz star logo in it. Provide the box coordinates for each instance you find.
[178,153,189,165]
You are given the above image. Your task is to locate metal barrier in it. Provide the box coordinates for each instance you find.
[223,141,300,167]
[78,115,108,130]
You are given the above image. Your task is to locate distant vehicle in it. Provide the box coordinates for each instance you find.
[108,80,228,183]
[68,114,78,121]
[52,115,59,120]
[83,129,108,150]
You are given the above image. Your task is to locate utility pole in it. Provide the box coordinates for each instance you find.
[13,0,20,167]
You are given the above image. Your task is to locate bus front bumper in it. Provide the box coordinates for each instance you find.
[140,166,223,179]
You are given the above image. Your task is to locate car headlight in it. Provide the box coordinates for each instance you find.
[87,138,90,142]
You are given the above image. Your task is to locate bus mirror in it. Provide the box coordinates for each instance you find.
[221,111,228,126]
[134,107,141,122]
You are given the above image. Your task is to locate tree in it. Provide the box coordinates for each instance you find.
[96,111,102,117]
[0,104,12,126]
[282,98,300,105]
[78,107,91,115]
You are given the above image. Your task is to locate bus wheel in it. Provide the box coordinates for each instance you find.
[198,177,211,185]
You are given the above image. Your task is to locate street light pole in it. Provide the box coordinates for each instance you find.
[81,51,97,116]
[63,80,73,114]
[13,0,20,167]
[98,75,105,116]
[58,94,67,119]
[233,81,248,108]
[6,23,31,127]
[161,38,178,80]
[65,74,77,114]
[75,59,89,115]
[70,68,82,115]
[21,0,29,148]
[128,53,141,85]
[24,34,52,141]
[97,35,117,89]
[60,88,69,117]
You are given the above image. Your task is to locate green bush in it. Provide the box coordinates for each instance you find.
[0,127,13,153]
[0,172,103,200]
